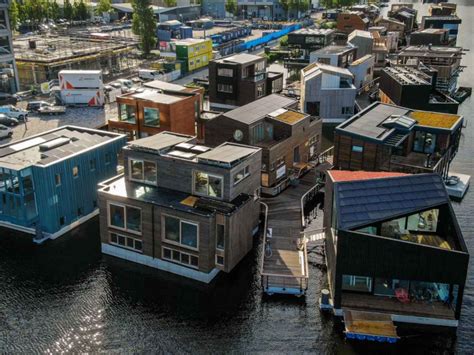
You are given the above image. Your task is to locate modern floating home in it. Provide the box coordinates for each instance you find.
[333,103,463,178]
[0,126,126,242]
[204,94,322,195]
[98,132,262,283]
[324,171,469,328]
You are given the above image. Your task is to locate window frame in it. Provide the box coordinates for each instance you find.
[143,106,160,128]
[233,165,250,185]
[162,246,199,269]
[193,170,224,200]
[107,201,142,236]
[217,67,233,77]
[54,173,61,187]
[128,159,157,185]
[110,232,143,253]
[216,254,225,266]
[216,223,225,251]
[217,83,233,93]
[162,214,199,251]
[72,165,79,178]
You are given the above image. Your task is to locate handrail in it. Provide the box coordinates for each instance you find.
[300,182,322,229]
[260,201,269,276]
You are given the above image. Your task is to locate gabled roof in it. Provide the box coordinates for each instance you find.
[334,173,449,230]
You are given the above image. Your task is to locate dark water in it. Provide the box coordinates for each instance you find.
[1,1,474,353]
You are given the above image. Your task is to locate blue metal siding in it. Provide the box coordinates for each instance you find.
[31,137,126,234]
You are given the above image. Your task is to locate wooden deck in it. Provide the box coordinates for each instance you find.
[261,170,318,295]
[344,310,399,339]
[342,292,455,320]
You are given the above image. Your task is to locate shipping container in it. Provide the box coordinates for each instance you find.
[58,70,103,90]
[60,89,105,106]
[179,26,193,39]
[175,39,212,59]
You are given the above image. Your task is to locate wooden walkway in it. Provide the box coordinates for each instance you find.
[261,170,317,295]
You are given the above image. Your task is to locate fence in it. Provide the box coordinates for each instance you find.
[235,23,302,52]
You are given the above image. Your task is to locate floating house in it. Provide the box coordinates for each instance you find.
[205,94,322,195]
[0,126,126,242]
[333,103,464,178]
[323,171,469,327]
[98,132,262,283]
[309,45,357,68]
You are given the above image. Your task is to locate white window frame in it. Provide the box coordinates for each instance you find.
[233,165,250,185]
[110,232,143,253]
[128,159,157,185]
[217,83,233,93]
[218,68,233,77]
[215,254,225,266]
[162,214,200,251]
[162,247,199,269]
[193,170,224,200]
[107,201,142,236]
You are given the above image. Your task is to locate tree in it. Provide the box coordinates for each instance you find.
[74,0,90,21]
[132,0,157,55]
[9,0,19,30]
[96,0,112,15]
[163,0,177,7]
[48,1,61,21]
[279,0,290,19]
[64,0,74,21]
[225,0,237,16]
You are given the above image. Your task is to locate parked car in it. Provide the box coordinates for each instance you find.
[27,101,51,112]
[0,124,12,139]
[0,114,19,126]
[0,105,28,120]
[117,79,133,88]
[0,93,18,105]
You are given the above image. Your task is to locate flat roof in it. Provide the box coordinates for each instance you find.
[348,30,373,39]
[143,80,187,92]
[131,90,184,104]
[0,126,124,170]
[399,45,463,57]
[350,54,374,66]
[217,53,264,65]
[291,28,335,36]
[312,45,355,56]
[128,132,194,152]
[58,70,102,75]
[224,94,297,125]
[409,111,462,130]
[383,66,431,85]
[198,143,260,165]
[270,109,307,125]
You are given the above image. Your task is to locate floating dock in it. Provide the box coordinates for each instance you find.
[445,172,470,200]
[343,309,399,344]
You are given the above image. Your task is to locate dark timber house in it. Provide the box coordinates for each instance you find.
[208,53,283,111]
[205,94,322,196]
[333,103,463,178]
[324,170,469,327]
[98,132,262,283]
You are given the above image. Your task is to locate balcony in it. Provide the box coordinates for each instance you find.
[388,147,453,177]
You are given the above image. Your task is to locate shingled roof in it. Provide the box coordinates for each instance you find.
[334,173,449,230]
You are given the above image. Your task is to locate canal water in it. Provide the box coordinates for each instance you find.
[1,1,473,353]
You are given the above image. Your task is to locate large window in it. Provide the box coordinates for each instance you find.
[217,83,233,93]
[129,159,157,185]
[413,131,437,154]
[250,123,265,144]
[218,68,233,77]
[144,107,160,127]
[162,247,199,269]
[119,104,136,123]
[193,171,223,199]
[342,275,372,293]
[110,232,143,253]
[164,215,199,249]
[108,203,142,234]
[233,166,250,185]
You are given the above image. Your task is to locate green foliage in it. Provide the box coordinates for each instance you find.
[164,0,177,6]
[321,0,358,8]
[132,0,157,55]
[320,21,337,29]
[225,0,237,15]
[74,0,89,21]
[48,1,61,21]
[9,0,19,30]
[96,0,112,14]
[279,35,288,47]
[64,0,74,21]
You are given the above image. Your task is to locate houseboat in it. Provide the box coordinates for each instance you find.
[333,102,463,179]
[323,170,469,329]
[98,131,262,283]
[204,94,323,196]
[0,126,127,243]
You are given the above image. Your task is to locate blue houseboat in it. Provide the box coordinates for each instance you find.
[0,126,126,243]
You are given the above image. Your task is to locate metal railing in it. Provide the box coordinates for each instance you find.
[317,146,334,165]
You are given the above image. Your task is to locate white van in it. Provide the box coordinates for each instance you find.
[0,105,28,120]
[138,69,163,81]
[0,124,12,139]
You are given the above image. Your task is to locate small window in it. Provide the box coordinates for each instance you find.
[181,253,190,264]
[257,84,265,98]
[172,250,180,261]
[90,159,96,171]
[190,255,199,267]
[111,233,118,244]
[352,145,364,153]
[216,255,224,266]
[134,240,143,251]
[72,166,79,178]
[216,224,225,250]
[59,216,65,226]
[163,248,172,259]
[55,173,61,186]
